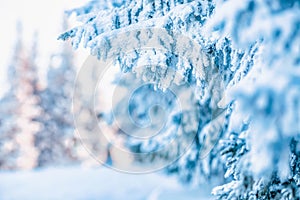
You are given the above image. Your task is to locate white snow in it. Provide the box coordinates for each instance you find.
[0,166,213,200]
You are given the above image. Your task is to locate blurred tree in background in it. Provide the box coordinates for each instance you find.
[0,21,82,170]
[34,19,78,167]
[0,19,114,170]
[0,23,40,170]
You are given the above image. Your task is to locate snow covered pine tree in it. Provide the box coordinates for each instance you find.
[208,1,300,199]
[34,19,78,167]
[59,0,300,198]
[0,24,40,170]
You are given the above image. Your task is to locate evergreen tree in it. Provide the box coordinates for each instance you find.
[208,0,300,199]
[60,0,300,198]
[0,24,40,170]
[34,19,78,167]
[60,0,229,177]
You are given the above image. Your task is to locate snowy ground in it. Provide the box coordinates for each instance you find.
[0,166,213,200]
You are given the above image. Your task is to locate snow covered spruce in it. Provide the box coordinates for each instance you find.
[59,0,300,199]
[0,22,80,170]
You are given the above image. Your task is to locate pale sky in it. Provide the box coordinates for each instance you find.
[0,0,89,96]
